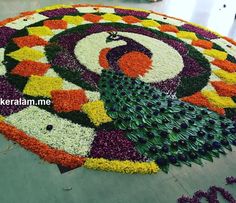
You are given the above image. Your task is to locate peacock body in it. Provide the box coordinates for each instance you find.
[99,70,236,172]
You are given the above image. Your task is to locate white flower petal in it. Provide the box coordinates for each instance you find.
[5,106,95,156]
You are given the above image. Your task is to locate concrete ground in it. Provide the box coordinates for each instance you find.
[0,0,236,203]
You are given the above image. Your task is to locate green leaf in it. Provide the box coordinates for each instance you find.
[225,145,232,151]
[161,164,169,173]
[211,151,220,158]
[218,148,226,155]
[202,154,213,162]
[173,162,181,167]
[183,161,192,167]
[193,158,203,166]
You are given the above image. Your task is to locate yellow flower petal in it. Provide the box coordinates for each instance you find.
[213,69,236,84]
[84,158,159,174]
[81,100,112,126]
[176,31,198,40]
[62,15,84,25]
[102,13,122,22]
[7,47,44,61]
[23,76,63,97]
[141,19,160,27]
[0,115,5,121]
[28,26,53,36]
[204,49,227,60]
[202,90,236,108]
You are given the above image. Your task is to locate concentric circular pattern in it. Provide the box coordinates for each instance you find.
[0,4,236,174]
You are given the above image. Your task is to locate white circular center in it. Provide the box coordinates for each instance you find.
[74,32,184,83]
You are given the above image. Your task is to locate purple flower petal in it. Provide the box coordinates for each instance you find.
[51,50,99,89]
[0,76,28,116]
[181,56,205,77]
[161,38,188,55]
[115,8,149,18]
[86,24,117,34]
[181,24,218,40]
[90,130,145,161]
[80,70,100,89]
[52,51,81,71]
[178,180,236,203]
[40,8,78,18]
[0,27,16,48]
[152,75,181,95]
[124,27,157,38]
[57,33,83,54]
[226,176,236,185]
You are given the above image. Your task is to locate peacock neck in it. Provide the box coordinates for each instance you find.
[118,36,152,56]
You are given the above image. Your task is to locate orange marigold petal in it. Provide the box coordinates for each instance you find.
[83,13,102,23]
[13,35,48,48]
[51,90,88,112]
[209,106,225,115]
[11,61,51,77]
[181,92,225,115]
[211,81,236,97]
[192,39,213,49]
[118,51,152,78]
[0,17,17,26]
[99,48,111,69]
[211,59,236,73]
[0,121,86,168]
[223,36,236,46]
[0,11,35,26]
[20,11,36,16]
[122,16,141,24]
[44,20,67,29]
[160,24,179,33]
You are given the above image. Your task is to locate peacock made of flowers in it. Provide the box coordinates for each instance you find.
[0,4,236,174]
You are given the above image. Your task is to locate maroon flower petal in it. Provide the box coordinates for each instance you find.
[40,8,78,18]
[115,8,149,18]
[181,56,205,77]
[0,77,28,116]
[90,130,145,161]
[181,24,218,40]
[0,27,16,48]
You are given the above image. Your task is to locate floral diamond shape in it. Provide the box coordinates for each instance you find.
[23,75,63,97]
[81,100,112,126]
[7,47,44,61]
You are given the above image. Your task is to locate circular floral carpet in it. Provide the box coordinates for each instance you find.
[0,4,236,174]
